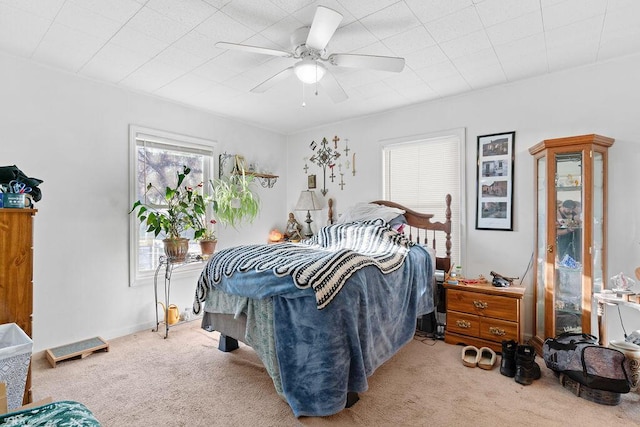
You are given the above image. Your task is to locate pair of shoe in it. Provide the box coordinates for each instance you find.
[500,340,542,385]
[462,345,496,369]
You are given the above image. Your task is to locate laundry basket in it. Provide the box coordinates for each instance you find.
[0,323,32,410]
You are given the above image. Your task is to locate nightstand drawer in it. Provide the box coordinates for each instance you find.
[446,311,479,336]
[447,288,518,321]
[479,318,519,342]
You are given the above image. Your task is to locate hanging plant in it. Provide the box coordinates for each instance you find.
[210,169,260,228]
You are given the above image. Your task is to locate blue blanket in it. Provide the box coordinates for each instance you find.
[195,222,434,417]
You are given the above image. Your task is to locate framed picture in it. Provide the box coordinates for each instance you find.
[475,131,515,231]
[308,174,317,189]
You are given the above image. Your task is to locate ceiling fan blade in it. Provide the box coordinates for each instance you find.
[320,71,348,103]
[306,6,343,51]
[329,54,405,72]
[251,67,295,93]
[216,41,291,57]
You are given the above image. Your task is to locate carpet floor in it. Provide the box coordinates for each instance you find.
[31,320,640,426]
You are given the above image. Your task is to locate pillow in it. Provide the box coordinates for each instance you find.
[336,202,405,224]
[388,214,407,233]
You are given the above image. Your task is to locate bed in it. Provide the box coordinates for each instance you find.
[193,197,452,417]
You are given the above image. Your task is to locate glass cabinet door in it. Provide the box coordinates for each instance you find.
[592,152,604,293]
[535,156,546,342]
[554,151,583,335]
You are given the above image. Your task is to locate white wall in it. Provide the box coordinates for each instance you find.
[285,52,640,340]
[0,52,287,352]
[3,49,639,352]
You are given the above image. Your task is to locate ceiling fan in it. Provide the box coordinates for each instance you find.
[215,6,405,103]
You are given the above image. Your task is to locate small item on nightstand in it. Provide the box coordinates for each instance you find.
[491,271,518,287]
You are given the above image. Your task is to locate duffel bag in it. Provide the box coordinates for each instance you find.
[543,332,630,393]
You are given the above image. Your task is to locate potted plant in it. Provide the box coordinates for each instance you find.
[129,165,197,262]
[209,168,260,228]
[185,188,218,256]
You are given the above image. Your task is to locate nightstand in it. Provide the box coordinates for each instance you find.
[444,282,525,353]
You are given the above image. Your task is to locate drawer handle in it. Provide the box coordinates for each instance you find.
[489,327,506,336]
[456,320,472,329]
[473,300,488,309]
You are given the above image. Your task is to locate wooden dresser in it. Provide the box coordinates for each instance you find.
[0,208,36,404]
[444,282,524,353]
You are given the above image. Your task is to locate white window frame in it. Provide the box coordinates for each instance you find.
[129,125,216,286]
[381,128,466,268]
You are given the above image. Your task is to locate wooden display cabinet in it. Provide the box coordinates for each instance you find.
[528,134,613,354]
[0,208,37,404]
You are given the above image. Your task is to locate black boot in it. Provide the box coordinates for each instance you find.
[500,340,517,377]
[514,345,542,385]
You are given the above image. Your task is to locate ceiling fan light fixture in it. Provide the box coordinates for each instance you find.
[294,59,326,84]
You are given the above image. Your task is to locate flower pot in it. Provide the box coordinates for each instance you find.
[163,238,189,262]
[199,239,217,256]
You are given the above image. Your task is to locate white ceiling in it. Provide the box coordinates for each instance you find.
[2,0,639,134]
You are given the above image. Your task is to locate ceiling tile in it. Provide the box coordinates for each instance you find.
[414,60,462,82]
[268,0,316,14]
[0,3,51,57]
[56,2,123,42]
[382,26,437,56]
[32,23,106,72]
[403,45,449,70]
[424,5,484,44]
[201,0,234,9]
[494,33,548,80]
[192,59,239,82]
[172,31,225,61]
[195,9,255,43]
[351,80,396,99]
[220,0,288,33]
[291,0,357,27]
[327,20,378,54]
[360,2,421,40]
[453,48,507,89]
[601,2,640,42]
[125,5,191,44]
[474,0,540,27]
[80,43,152,83]
[427,73,471,97]
[145,0,218,27]
[542,0,607,31]
[260,15,305,50]
[395,83,438,103]
[121,58,188,92]
[0,0,66,20]
[68,0,142,24]
[405,0,474,23]
[154,46,210,70]
[382,69,424,90]
[485,9,543,46]
[439,29,492,60]
[337,0,401,20]
[154,75,211,103]
[545,15,603,54]
[109,27,168,58]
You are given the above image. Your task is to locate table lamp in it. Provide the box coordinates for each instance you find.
[295,190,321,238]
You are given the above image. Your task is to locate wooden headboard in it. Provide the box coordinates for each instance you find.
[325,196,452,272]
[372,196,452,273]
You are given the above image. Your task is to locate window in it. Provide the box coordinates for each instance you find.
[129,125,216,286]
[382,129,465,268]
